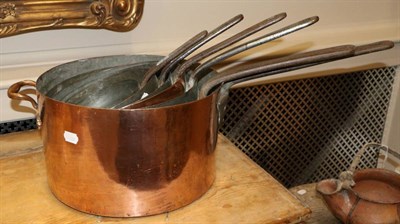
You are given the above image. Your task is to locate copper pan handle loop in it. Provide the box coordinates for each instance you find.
[7,80,42,127]
[8,80,38,109]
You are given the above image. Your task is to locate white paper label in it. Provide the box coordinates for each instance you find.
[297,189,307,195]
[64,131,79,144]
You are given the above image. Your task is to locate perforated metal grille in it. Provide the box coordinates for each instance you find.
[0,118,37,134]
[219,66,398,188]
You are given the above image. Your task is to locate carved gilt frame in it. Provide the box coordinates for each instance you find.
[0,0,144,37]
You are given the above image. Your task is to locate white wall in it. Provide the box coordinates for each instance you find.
[2,1,399,67]
[1,0,400,125]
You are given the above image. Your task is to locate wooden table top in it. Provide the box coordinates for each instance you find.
[290,184,339,223]
[0,130,310,223]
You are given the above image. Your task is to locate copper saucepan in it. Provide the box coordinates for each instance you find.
[8,55,220,217]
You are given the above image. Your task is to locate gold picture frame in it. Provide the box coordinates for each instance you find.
[0,0,144,37]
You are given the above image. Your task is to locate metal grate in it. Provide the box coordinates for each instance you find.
[0,118,37,134]
[219,66,398,188]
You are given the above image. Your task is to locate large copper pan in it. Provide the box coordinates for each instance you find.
[7,55,219,217]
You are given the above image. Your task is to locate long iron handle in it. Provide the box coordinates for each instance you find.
[228,41,395,87]
[200,41,394,97]
[199,45,356,97]
[157,14,245,84]
[171,12,288,83]
[139,30,208,88]
[188,16,319,88]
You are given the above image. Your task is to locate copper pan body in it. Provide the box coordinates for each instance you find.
[8,55,219,217]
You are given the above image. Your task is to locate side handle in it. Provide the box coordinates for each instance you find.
[8,80,38,110]
[7,80,42,127]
